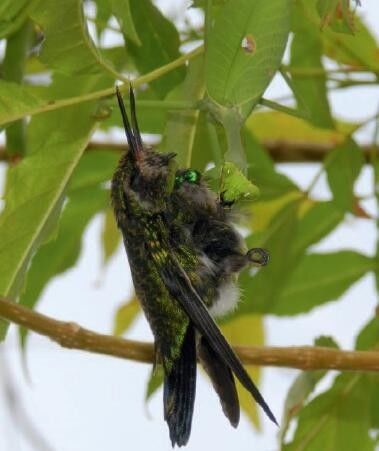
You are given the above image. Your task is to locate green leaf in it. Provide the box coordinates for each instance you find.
[281,371,326,444]
[314,335,339,348]
[237,197,353,317]
[274,251,374,315]
[206,0,291,119]
[323,15,379,71]
[145,366,164,403]
[281,336,339,444]
[101,208,121,265]
[244,129,299,200]
[0,0,32,38]
[68,150,119,191]
[126,0,185,98]
[325,138,364,212]
[0,73,108,339]
[316,0,360,33]
[283,373,375,451]
[93,0,112,38]
[19,186,108,340]
[113,296,140,336]
[0,80,46,127]
[161,56,205,167]
[18,151,115,327]
[355,316,379,350]
[3,20,33,156]
[290,2,334,128]
[292,201,345,255]
[316,0,340,28]
[221,315,263,428]
[110,0,140,45]
[368,376,379,431]
[190,112,219,171]
[30,0,116,76]
[237,199,302,316]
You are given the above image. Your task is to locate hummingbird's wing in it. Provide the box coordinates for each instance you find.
[150,241,278,426]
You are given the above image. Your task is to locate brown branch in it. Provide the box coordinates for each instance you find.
[262,140,377,163]
[1,297,379,371]
[0,141,378,164]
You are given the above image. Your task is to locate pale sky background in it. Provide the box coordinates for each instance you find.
[0,1,379,450]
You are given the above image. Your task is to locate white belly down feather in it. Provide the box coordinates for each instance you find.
[209,281,240,318]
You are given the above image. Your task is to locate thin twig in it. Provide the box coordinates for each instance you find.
[0,45,204,128]
[0,297,379,372]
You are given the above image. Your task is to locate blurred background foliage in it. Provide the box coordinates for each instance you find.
[0,0,378,448]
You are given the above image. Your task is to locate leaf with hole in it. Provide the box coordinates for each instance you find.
[206,0,291,119]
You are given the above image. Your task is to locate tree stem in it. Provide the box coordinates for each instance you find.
[1,297,379,371]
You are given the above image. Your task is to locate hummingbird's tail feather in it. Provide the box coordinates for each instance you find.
[198,336,240,427]
[163,323,197,447]
[158,255,278,426]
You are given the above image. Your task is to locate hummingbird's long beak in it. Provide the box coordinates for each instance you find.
[116,85,143,157]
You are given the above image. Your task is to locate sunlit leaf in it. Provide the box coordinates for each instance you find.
[246,111,354,145]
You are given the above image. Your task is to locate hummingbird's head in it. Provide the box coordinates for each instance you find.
[115,86,177,209]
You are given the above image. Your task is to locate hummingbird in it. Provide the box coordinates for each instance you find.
[111,85,276,447]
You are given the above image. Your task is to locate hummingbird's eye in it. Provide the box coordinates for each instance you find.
[184,169,200,184]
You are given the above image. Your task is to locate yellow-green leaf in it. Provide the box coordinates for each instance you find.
[246,111,355,144]
[113,296,140,336]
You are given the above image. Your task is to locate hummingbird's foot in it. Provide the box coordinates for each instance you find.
[246,248,270,267]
